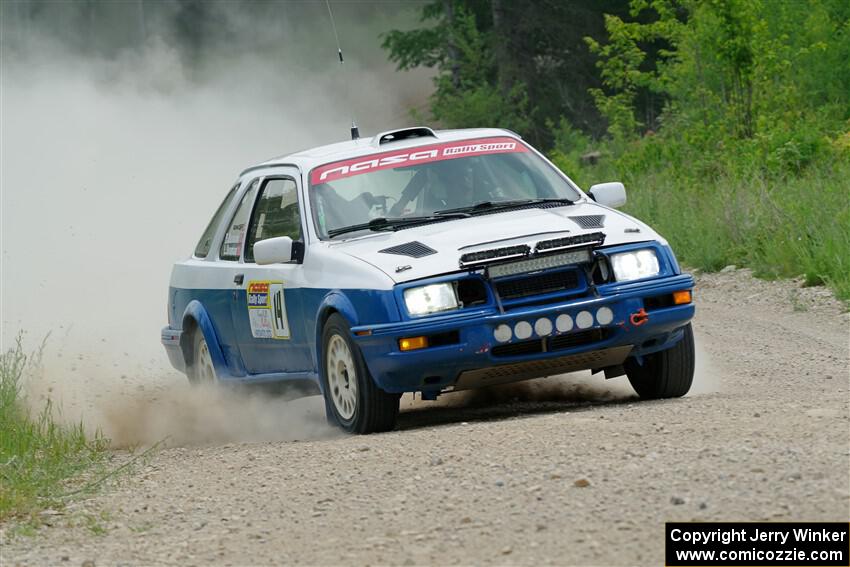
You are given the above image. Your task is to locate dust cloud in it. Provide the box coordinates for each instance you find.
[1,1,429,445]
[20,350,337,447]
[689,330,721,394]
[99,383,336,448]
[436,372,635,409]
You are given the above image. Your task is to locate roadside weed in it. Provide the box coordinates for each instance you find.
[0,336,109,522]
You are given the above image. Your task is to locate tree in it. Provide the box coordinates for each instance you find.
[381,0,634,147]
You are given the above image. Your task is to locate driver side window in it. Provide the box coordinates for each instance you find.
[244,178,302,263]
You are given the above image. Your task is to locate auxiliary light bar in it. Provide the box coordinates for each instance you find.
[458,232,605,270]
[487,249,592,278]
[534,232,606,253]
[458,244,531,268]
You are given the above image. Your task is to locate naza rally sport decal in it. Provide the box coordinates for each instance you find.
[246,281,290,339]
[309,136,529,185]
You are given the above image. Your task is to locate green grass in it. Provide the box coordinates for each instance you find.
[622,160,850,301]
[0,337,109,522]
[554,142,850,303]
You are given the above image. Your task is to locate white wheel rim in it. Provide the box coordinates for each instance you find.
[197,339,216,383]
[326,334,357,420]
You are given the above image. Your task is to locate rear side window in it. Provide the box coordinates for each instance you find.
[244,178,301,263]
[194,183,239,258]
[219,179,259,261]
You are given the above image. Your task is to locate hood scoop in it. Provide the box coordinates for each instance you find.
[379,241,437,258]
[569,215,606,229]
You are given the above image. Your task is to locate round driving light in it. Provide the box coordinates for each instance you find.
[494,324,512,343]
[576,311,593,329]
[534,318,553,336]
[596,306,614,325]
[514,321,533,340]
[555,314,573,333]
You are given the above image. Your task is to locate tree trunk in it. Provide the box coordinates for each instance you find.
[443,0,461,89]
[490,0,513,94]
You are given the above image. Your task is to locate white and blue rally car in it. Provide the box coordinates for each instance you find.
[162,127,695,433]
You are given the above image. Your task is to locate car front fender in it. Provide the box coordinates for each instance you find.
[181,299,229,377]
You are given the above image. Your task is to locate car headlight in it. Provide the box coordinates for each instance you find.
[610,249,660,282]
[404,283,459,316]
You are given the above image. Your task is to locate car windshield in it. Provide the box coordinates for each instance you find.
[308,136,582,239]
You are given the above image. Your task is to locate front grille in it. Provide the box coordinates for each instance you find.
[644,293,674,310]
[491,340,544,357]
[491,328,609,358]
[495,269,580,300]
[549,328,608,351]
[427,330,461,347]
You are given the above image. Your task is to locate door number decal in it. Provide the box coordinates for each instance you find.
[246,281,290,339]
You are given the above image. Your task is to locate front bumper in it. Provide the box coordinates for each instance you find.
[161,326,185,372]
[352,273,695,394]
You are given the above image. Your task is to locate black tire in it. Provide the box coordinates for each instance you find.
[625,323,695,398]
[321,314,400,434]
[187,328,218,385]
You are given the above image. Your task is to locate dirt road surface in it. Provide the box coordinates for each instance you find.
[3,269,849,566]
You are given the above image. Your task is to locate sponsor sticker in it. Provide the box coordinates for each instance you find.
[247,281,270,308]
[309,136,529,185]
[246,281,290,339]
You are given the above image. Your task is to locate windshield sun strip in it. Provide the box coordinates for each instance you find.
[309,136,584,240]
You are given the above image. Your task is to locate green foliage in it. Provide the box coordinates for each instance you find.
[553,136,850,301]
[588,0,850,172]
[0,337,109,521]
[624,160,850,300]
[382,3,528,133]
[381,0,629,145]
[567,0,850,300]
[417,5,532,134]
[431,82,532,135]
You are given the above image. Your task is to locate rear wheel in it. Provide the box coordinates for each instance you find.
[625,323,695,398]
[188,329,218,384]
[322,314,399,434]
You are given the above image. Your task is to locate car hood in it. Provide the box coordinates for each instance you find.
[326,202,662,283]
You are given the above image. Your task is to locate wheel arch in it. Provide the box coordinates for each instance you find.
[179,300,228,375]
[312,292,362,393]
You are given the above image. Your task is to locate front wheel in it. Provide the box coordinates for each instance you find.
[625,323,695,398]
[322,314,399,434]
[188,328,218,384]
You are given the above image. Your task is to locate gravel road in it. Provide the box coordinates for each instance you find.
[3,269,849,566]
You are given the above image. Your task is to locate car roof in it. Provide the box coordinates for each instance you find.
[240,127,521,177]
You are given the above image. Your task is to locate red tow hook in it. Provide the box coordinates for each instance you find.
[630,308,649,326]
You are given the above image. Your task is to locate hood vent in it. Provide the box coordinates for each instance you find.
[379,241,437,258]
[569,215,606,229]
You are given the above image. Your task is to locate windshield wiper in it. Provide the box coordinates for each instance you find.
[436,198,575,216]
[327,213,470,238]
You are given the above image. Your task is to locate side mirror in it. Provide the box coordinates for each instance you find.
[254,236,294,265]
[588,182,627,208]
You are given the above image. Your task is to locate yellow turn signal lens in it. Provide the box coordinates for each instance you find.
[399,336,428,351]
[673,290,692,305]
